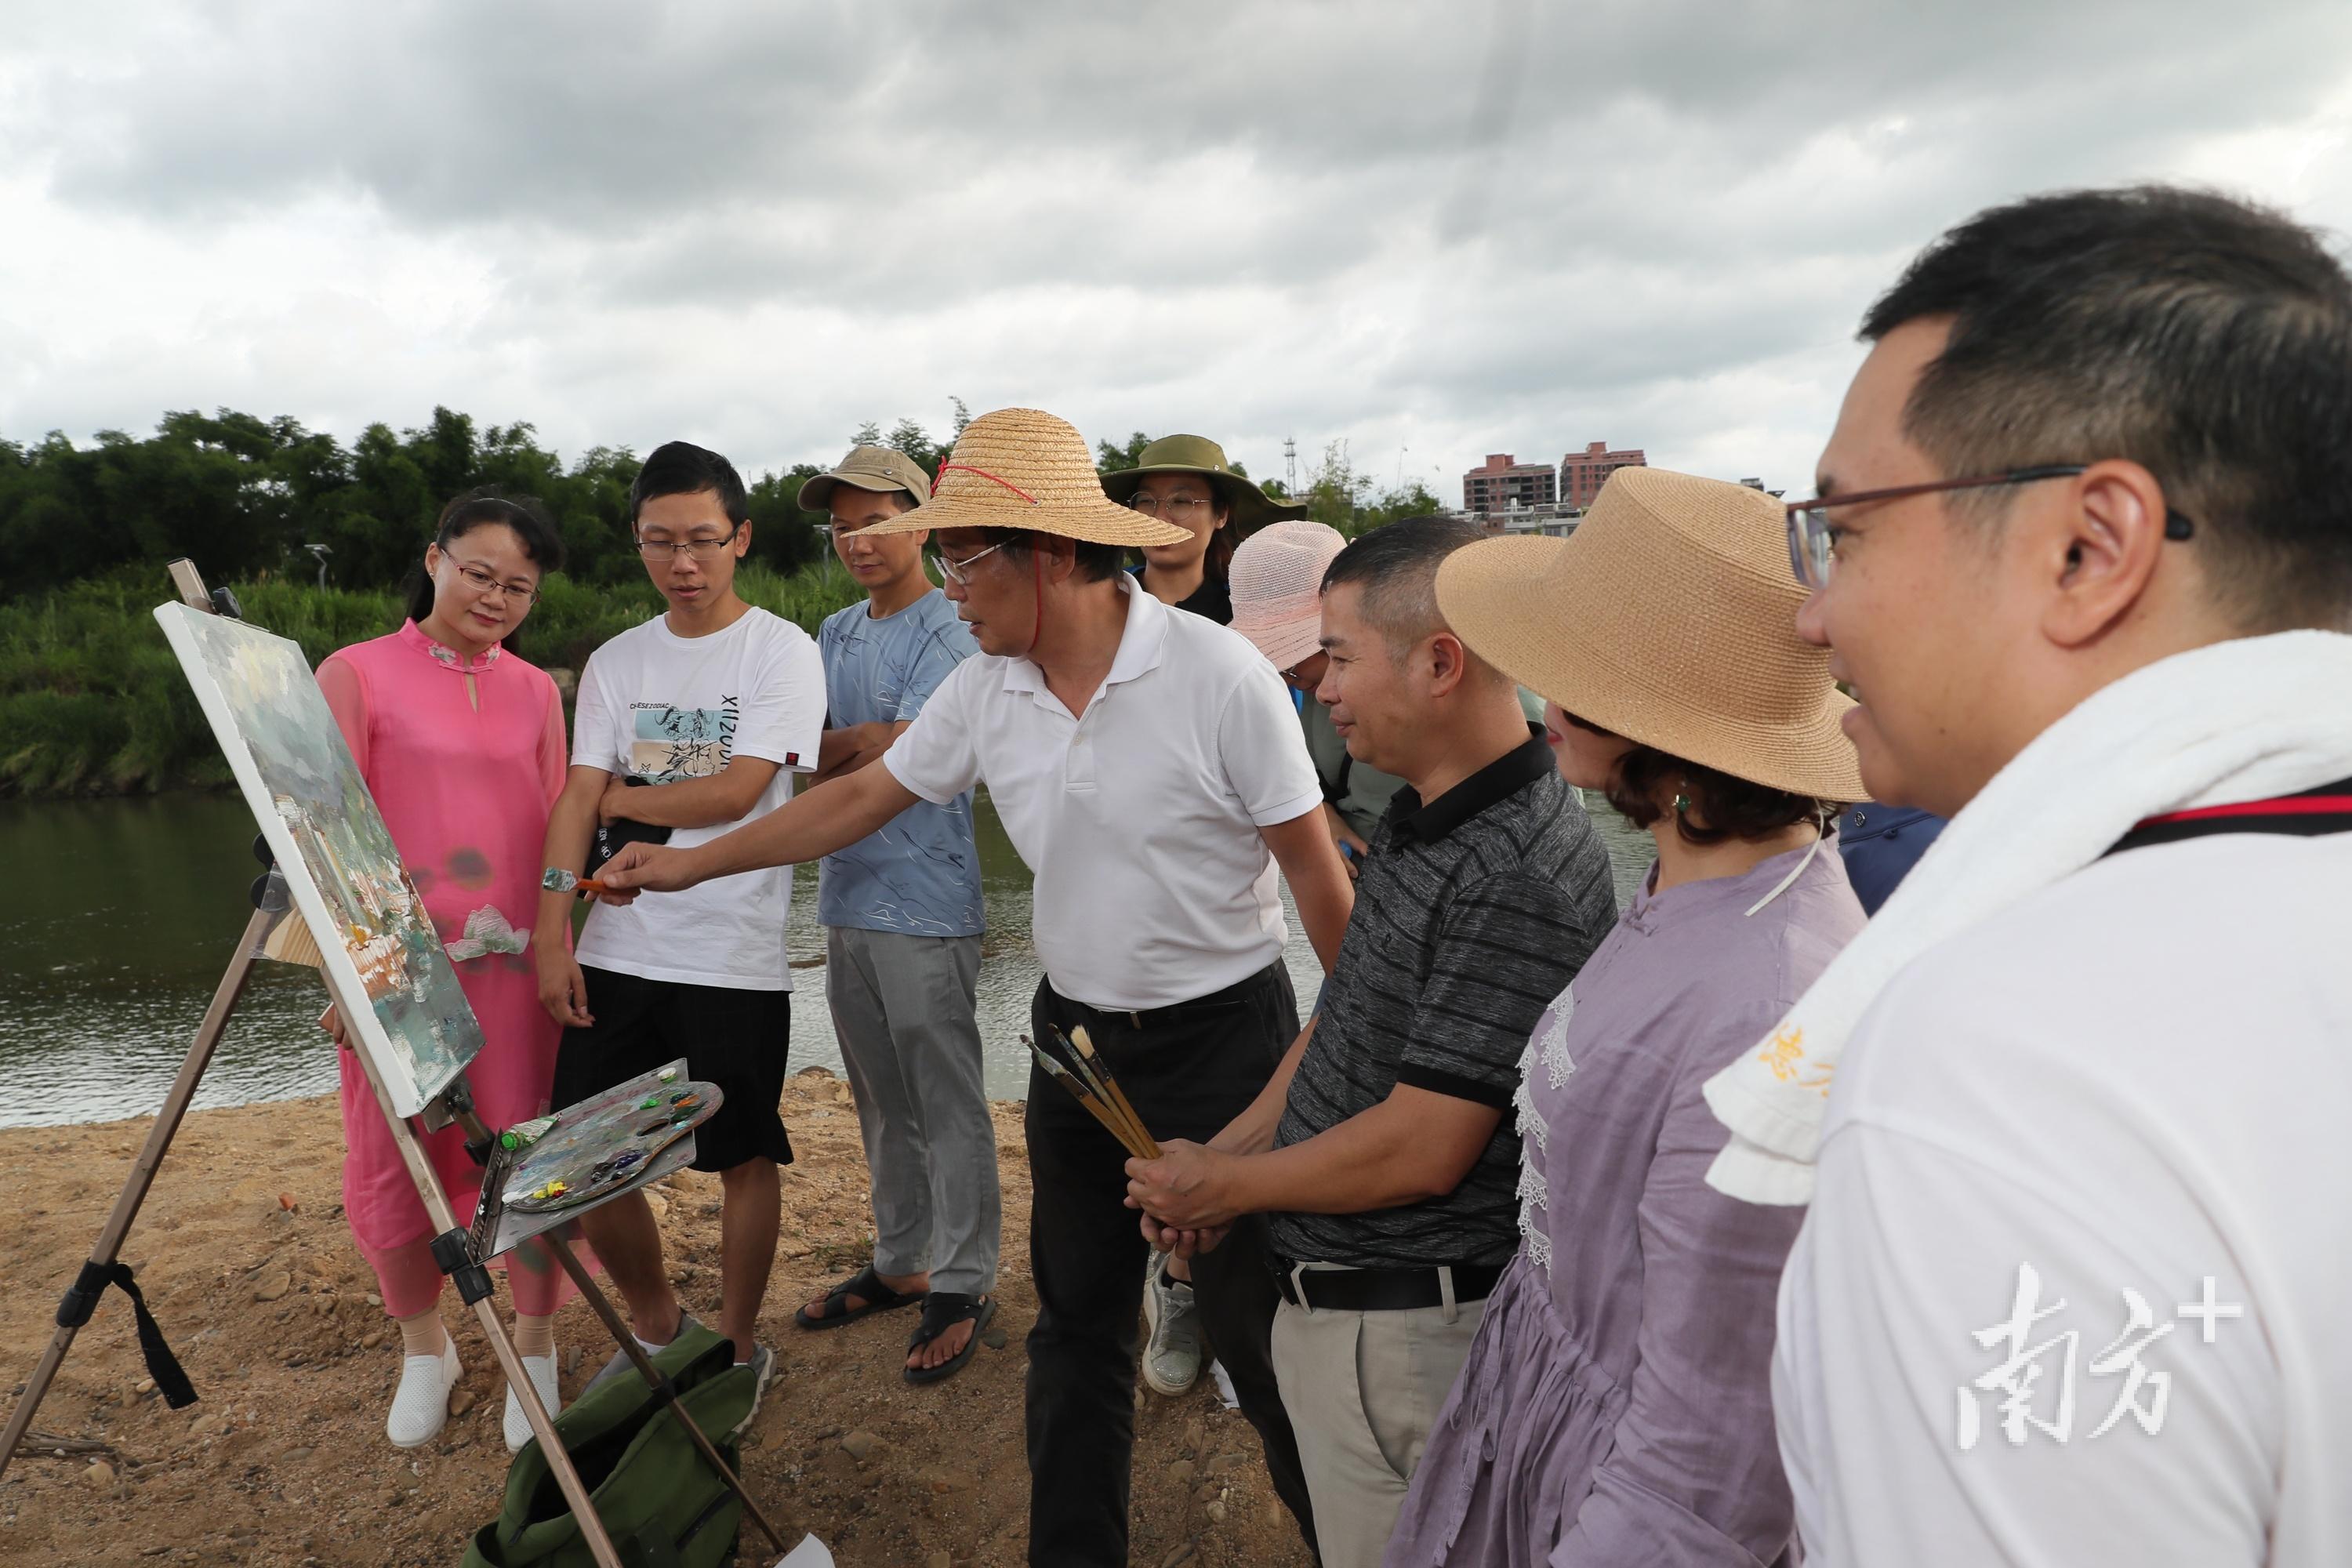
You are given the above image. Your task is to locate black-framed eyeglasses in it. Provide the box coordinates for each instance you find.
[637,524,742,562]
[448,557,540,604]
[1783,464,2195,589]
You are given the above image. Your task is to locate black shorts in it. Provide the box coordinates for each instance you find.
[552,966,794,1172]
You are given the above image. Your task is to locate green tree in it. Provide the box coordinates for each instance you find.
[746,464,830,576]
[0,405,915,601]
[1095,430,1151,474]
[884,417,943,475]
[1303,439,1372,534]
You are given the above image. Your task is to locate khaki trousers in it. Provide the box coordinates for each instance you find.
[1270,1287,1487,1568]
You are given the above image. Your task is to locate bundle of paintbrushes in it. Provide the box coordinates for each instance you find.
[1022,1025,1161,1160]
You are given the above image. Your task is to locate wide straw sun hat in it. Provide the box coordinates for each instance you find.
[847,408,1189,549]
[1229,520,1347,670]
[1435,466,1865,801]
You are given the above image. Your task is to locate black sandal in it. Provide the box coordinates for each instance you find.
[793,1263,925,1331]
[903,1293,996,1385]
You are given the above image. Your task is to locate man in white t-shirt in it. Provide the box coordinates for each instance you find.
[597,408,1355,1568]
[1770,187,2352,1565]
[535,441,823,1410]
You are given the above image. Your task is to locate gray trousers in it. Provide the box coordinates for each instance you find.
[822,926,1000,1296]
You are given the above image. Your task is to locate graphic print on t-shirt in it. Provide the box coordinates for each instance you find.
[629,698,738,780]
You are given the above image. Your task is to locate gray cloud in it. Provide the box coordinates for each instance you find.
[2,0,2348,496]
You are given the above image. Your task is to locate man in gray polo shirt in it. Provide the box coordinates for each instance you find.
[1127,516,1617,1568]
[789,445,1000,1384]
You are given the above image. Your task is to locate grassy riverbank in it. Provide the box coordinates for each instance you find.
[0,564,866,796]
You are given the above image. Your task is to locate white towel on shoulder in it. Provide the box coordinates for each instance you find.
[1701,630,2352,1205]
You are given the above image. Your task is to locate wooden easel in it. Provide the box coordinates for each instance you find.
[0,567,784,1565]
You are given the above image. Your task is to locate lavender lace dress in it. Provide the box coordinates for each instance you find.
[1384,842,1864,1566]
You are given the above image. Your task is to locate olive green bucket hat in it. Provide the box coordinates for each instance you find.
[1098,434,1309,535]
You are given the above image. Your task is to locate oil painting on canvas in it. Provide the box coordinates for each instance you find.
[154,602,480,1116]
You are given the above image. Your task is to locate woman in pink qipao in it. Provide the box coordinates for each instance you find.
[316,492,580,1452]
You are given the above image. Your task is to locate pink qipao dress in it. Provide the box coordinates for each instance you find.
[318,621,577,1318]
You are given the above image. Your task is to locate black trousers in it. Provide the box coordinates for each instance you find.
[1024,965,1319,1567]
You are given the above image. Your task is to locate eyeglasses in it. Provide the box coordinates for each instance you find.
[637,524,742,563]
[1783,464,2196,589]
[931,539,1014,586]
[448,558,539,604]
[1127,494,1218,521]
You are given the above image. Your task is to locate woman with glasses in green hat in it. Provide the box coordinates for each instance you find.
[1104,434,1308,624]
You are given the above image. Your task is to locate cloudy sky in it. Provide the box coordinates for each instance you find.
[4,1,2350,502]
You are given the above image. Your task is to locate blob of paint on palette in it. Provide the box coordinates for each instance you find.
[501,1077,723,1214]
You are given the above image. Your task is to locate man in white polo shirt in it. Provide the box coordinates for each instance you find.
[597,408,1354,1567]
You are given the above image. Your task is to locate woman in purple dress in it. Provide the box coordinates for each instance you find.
[1385,468,1867,1566]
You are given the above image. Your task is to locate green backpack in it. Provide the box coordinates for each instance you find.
[462,1323,757,1568]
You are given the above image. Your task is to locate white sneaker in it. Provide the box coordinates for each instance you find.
[386,1338,462,1449]
[1142,1252,1202,1397]
[503,1352,563,1454]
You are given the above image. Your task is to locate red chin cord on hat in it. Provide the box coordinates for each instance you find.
[1022,542,1044,658]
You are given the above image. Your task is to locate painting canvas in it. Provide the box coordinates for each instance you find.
[154,601,481,1116]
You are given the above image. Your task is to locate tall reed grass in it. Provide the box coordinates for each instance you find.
[0,561,866,795]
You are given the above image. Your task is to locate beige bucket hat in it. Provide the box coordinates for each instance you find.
[1435,466,1864,800]
[847,408,1189,547]
[1230,520,1347,670]
[797,444,935,511]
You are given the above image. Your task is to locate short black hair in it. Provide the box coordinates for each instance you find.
[1863,183,2352,629]
[978,528,1129,583]
[630,441,750,528]
[404,489,564,631]
[1321,514,1493,655]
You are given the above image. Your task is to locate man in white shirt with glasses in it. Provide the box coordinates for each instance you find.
[595,408,1354,1568]
[535,440,824,1417]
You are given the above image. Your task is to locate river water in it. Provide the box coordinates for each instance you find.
[0,792,1654,1129]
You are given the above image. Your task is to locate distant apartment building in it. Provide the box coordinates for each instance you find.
[1559,441,1646,509]
[1495,503,1581,539]
[1462,453,1558,514]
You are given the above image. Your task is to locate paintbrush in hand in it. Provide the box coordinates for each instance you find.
[1053,1025,1161,1160]
[1022,1034,1156,1160]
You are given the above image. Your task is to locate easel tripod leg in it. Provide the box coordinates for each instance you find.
[339,996,629,1568]
[548,1227,788,1552]
[450,1102,786,1554]
[0,902,271,1483]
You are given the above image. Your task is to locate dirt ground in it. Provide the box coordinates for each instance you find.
[0,1069,1312,1567]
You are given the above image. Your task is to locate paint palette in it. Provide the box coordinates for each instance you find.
[500,1068,724,1214]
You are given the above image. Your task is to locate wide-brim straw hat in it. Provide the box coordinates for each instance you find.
[1099,434,1310,535]
[846,408,1189,548]
[1229,520,1347,670]
[797,443,934,511]
[1435,466,1864,800]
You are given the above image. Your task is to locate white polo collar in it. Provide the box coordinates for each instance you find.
[999,575,1171,702]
